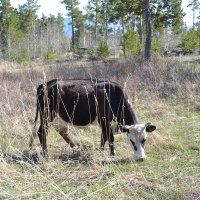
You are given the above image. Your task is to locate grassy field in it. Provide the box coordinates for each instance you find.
[0,57,200,199]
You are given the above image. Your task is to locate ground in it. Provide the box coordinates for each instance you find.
[0,56,200,199]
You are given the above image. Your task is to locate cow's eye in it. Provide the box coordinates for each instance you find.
[130,139,137,151]
[141,138,146,144]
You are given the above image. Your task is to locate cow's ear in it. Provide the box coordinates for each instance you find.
[146,124,156,132]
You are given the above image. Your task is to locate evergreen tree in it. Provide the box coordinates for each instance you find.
[182,28,199,53]
[99,0,112,40]
[187,0,200,27]
[18,0,40,59]
[145,0,152,61]
[96,40,110,57]
[61,0,81,51]
[85,0,101,40]
[0,0,14,57]
[18,0,40,33]
[152,0,185,30]
[109,0,127,36]
[124,29,142,56]
[38,13,68,60]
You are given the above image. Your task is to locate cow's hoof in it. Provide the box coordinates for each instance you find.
[110,151,116,156]
[99,147,104,152]
[72,146,80,151]
[44,155,49,160]
[41,151,49,160]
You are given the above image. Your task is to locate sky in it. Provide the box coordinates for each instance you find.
[10,0,196,27]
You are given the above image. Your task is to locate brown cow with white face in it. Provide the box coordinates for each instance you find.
[30,79,156,161]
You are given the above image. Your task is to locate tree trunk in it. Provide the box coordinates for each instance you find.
[132,15,136,32]
[95,1,98,40]
[121,16,125,55]
[139,15,143,44]
[105,11,108,41]
[71,16,75,51]
[192,9,195,27]
[145,0,152,61]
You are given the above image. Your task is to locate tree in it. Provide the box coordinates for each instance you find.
[37,13,68,61]
[61,0,81,51]
[100,0,112,40]
[0,0,14,57]
[85,0,101,40]
[187,0,200,27]
[110,0,127,35]
[18,0,40,59]
[18,0,40,33]
[96,40,110,57]
[124,29,142,56]
[145,0,152,61]
[182,28,199,53]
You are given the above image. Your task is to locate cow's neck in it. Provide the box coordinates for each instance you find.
[122,100,139,125]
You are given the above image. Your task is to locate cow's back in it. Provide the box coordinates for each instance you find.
[57,79,97,125]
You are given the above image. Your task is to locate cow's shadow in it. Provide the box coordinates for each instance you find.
[2,149,131,166]
[58,149,131,166]
[100,158,131,166]
[2,152,40,165]
[58,150,93,165]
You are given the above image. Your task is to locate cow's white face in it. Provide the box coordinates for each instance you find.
[124,123,156,162]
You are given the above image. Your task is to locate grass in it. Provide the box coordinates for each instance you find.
[0,57,200,199]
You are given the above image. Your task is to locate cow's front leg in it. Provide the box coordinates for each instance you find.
[100,132,107,151]
[100,119,115,156]
[108,133,115,156]
[55,126,75,148]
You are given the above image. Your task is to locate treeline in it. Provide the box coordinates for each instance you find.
[0,0,69,64]
[0,0,200,64]
[62,0,200,57]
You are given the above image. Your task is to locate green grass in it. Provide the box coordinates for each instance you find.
[1,57,200,199]
[0,99,200,200]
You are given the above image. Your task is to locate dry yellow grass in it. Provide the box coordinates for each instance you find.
[0,57,200,199]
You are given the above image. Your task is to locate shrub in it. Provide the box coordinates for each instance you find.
[44,50,56,62]
[15,50,29,68]
[124,29,142,56]
[182,28,199,53]
[96,40,110,58]
[151,37,163,55]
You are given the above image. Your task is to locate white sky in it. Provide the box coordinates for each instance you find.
[10,0,195,26]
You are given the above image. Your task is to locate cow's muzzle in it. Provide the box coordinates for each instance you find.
[135,157,145,162]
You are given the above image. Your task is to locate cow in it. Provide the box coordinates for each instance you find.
[29,79,156,161]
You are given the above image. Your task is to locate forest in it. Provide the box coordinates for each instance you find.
[0,0,200,64]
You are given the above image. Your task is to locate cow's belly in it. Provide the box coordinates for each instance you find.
[60,115,96,126]
[72,106,96,126]
[59,101,97,126]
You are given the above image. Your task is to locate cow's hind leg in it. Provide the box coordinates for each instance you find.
[37,122,49,159]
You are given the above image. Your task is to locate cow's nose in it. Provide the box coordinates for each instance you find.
[136,158,145,162]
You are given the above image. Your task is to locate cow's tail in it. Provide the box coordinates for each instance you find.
[29,97,39,149]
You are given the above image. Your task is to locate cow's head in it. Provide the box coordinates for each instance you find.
[124,123,156,162]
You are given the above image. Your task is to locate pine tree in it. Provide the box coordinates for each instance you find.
[18,0,40,59]
[85,0,101,40]
[152,0,185,30]
[99,0,112,40]
[187,0,200,27]
[0,0,14,57]
[61,0,80,51]
[145,0,152,61]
